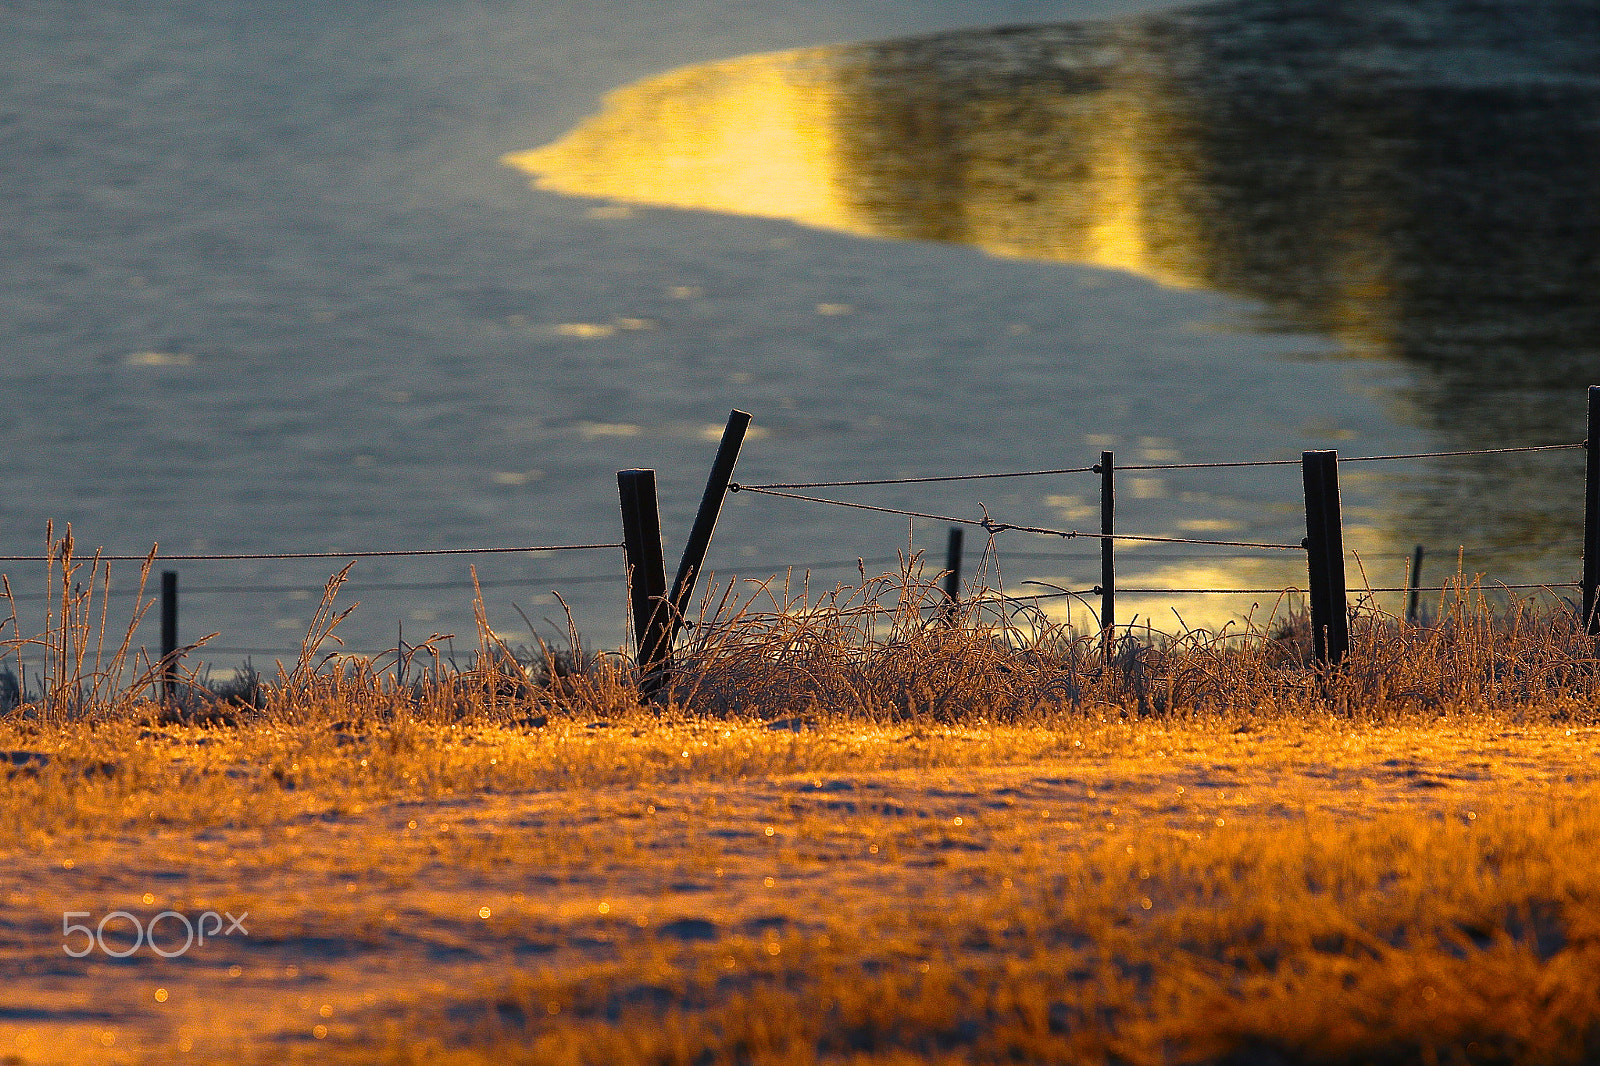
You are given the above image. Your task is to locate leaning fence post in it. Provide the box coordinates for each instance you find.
[941,526,963,624]
[160,570,178,700]
[1302,450,1349,665]
[1098,450,1115,660]
[1584,385,1600,633]
[617,469,670,694]
[1405,545,1424,625]
[665,409,752,649]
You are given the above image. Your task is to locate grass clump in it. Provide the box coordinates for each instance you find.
[666,557,1600,724]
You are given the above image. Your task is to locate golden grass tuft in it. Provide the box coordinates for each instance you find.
[665,557,1600,724]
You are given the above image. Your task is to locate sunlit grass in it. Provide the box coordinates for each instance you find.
[2,555,1599,1064]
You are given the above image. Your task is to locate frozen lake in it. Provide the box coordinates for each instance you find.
[2,0,1596,668]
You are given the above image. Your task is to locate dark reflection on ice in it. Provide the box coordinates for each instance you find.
[512,0,1600,562]
[831,6,1600,378]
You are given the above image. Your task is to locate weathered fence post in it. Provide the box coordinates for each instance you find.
[1098,450,1115,660]
[160,570,178,700]
[941,526,963,623]
[665,410,752,649]
[1302,450,1349,665]
[1405,544,1425,625]
[1584,385,1600,633]
[617,469,670,694]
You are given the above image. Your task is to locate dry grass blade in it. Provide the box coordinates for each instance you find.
[275,562,359,700]
[467,563,531,714]
[0,528,188,719]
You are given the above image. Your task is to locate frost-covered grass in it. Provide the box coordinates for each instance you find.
[2,560,1599,1064]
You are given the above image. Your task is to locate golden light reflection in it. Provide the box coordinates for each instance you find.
[1023,558,1310,636]
[505,36,1211,293]
[508,11,1600,384]
[505,51,860,233]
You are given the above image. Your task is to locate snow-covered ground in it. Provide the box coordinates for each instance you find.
[3,717,1594,1060]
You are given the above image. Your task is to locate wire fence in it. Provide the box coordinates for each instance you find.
[0,540,630,666]
[731,444,1586,572]
[0,429,1588,669]
[723,436,1592,656]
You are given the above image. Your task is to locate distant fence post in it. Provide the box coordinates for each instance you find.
[665,410,752,652]
[617,469,670,695]
[1585,385,1600,633]
[1302,450,1349,665]
[1405,545,1424,625]
[161,570,178,700]
[1098,450,1115,660]
[941,526,963,624]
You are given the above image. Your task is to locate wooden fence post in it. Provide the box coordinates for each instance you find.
[617,469,670,694]
[1098,450,1115,660]
[665,410,752,649]
[1405,544,1424,625]
[941,526,963,624]
[1302,450,1349,665]
[1584,385,1600,633]
[161,570,178,700]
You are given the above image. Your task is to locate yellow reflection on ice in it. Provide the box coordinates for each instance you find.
[126,351,195,367]
[505,51,859,232]
[1022,559,1310,637]
[505,41,1211,292]
[509,20,1598,386]
[1072,57,1206,291]
[574,421,642,440]
[554,322,616,339]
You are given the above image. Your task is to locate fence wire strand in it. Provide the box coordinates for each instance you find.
[737,465,1097,489]
[1015,581,1580,600]
[736,441,1585,488]
[0,542,623,563]
[1117,442,1584,471]
[732,485,1303,550]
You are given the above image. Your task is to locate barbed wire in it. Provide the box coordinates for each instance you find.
[1021,583,1295,598]
[1330,442,1583,463]
[184,572,1587,647]
[0,554,918,601]
[191,647,480,659]
[731,485,1304,550]
[734,441,1585,489]
[0,571,630,603]
[992,544,1570,563]
[736,465,1097,489]
[1353,583,1581,593]
[194,647,385,658]
[0,542,623,564]
[671,575,1583,627]
[1014,581,1580,600]
[1116,442,1585,471]
[10,545,1557,604]
[35,542,1555,596]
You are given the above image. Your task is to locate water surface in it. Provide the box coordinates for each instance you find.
[3,0,1593,663]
